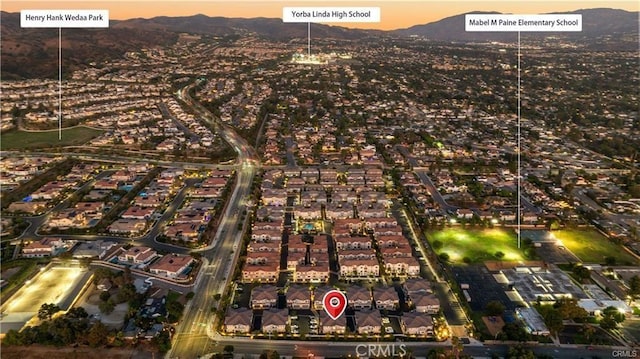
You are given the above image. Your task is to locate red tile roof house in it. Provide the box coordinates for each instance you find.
[149,254,194,279]
[401,312,434,336]
[286,285,311,309]
[21,237,64,258]
[374,286,400,310]
[250,285,278,309]
[356,310,382,334]
[347,285,373,310]
[319,311,346,334]
[224,307,253,334]
[261,308,288,334]
[117,246,157,264]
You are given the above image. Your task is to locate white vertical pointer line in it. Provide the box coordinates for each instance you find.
[517,30,521,249]
[59,27,62,141]
[307,22,311,56]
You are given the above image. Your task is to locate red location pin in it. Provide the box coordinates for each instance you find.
[322,290,347,320]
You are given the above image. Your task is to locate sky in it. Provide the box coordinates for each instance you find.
[3,1,638,30]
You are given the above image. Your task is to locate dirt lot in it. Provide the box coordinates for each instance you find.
[0,345,154,359]
[482,315,505,337]
[74,286,128,329]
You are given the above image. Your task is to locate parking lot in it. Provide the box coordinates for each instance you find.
[534,243,580,264]
[451,265,516,312]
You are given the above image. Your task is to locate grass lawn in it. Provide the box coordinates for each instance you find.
[0,126,103,150]
[427,228,525,264]
[552,229,639,266]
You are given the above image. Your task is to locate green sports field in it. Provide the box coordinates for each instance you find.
[428,228,525,264]
[552,229,639,266]
[1,127,103,150]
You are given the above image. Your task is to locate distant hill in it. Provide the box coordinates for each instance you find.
[1,8,637,79]
[0,11,178,79]
[113,14,382,40]
[0,12,381,79]
[394,8,639,45]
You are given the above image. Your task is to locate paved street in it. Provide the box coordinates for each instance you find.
[202,336,626,358]
[169,82,258,359]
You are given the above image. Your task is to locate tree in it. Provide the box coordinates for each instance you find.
[600,306,625,330]
[38,303,61,321]
[122,266,132,284]
[259,350,280,359]
[66,306,89,319]
[427,348,447,359]
[555,298,588,321]
[605,256,617,266]
[536,304,564,335]
[50,317,76,345]
[93,268,114,283]
[100,291,111,302]
[117,283,137,303]
[485,300,506,316]
[600,315,618,330]
[99,299,115,314]
[451,336,463,359]
[151,330,172,353]
[506,344,535,359]
[87,322,109,347]
[582,323,596,342]
[573,265,591,282]
[166,300,185,322]
[3,329,25,346]
[499,322,530,342]
[628,275,640,302]
[432,240,443,250]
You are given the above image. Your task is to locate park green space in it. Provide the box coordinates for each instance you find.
[427,228,525,264]
[552,229,639,266]
[0,126,103,150]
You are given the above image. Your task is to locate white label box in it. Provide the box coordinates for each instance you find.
[21,9,109,28]
[465,14,582,32]
[283,7,380,23]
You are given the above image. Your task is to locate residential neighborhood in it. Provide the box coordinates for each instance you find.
[0,4,638,359]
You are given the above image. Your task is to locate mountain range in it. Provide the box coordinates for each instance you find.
[395,8,638,41]
[1,8,637,79]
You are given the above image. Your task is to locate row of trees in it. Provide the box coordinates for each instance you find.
[4,306,110,348]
